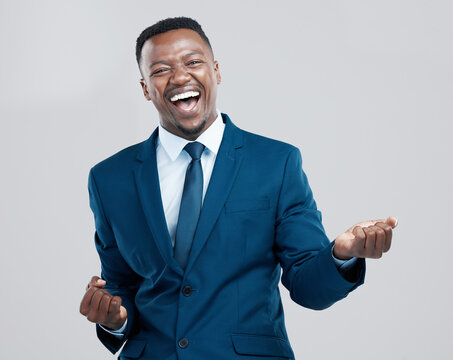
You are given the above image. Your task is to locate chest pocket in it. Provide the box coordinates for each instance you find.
[225,198,270,213]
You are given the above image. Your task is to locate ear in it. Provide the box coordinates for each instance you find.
[140,79,152,101]
[213,60,221,85]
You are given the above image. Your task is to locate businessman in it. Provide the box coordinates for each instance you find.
[80,17,397,359]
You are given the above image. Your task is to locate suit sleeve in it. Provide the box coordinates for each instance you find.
[88,168,141,354]
[274,148,365,310]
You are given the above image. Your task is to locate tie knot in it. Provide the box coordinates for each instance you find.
[184,142,205,160]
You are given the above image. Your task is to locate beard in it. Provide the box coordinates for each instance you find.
[175,115,208,138]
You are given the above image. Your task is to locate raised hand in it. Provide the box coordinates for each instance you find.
[333,216,398,260]
[79,276,127,331]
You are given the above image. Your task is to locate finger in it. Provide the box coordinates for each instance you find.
[106,296,123,326]
[363,227,377,258]
[359,217,398,229]
[375,222,393,252]
[109,296,122,315]
[119,305,128,323]
[86,276,106,291]
[97,293,113,325]
[372,225,385,258]
[90,275,101,284]
[86,288,107,323]
[80,285,103,315]
[347,220,378,232]
[385,216,398,229]
[352,226,366,257]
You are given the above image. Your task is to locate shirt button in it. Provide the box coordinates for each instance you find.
[178,338,189,348]
[182,285,192,296]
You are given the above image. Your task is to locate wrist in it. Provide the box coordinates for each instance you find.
[103,318,126,331]
[332,243,353,261]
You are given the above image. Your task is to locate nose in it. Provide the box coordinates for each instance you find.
[170,64,191,85]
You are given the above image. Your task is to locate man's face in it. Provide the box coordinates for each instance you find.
[139,29,221,140]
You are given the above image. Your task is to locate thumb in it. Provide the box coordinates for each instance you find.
[87,276,106,290]
[385,216,398,229]
[120,305,127,321]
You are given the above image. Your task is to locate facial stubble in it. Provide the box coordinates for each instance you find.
[175,115,209,138]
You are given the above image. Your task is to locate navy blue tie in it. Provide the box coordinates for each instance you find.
[174,142,205,270]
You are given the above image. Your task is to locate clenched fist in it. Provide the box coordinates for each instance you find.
[79,276,127,331]
[333,216,398,260]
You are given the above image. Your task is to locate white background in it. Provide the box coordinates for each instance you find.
[1,1,452,359]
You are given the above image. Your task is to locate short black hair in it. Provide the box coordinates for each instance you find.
[135,17,213,67]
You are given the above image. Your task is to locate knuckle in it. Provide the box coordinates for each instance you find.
[101,295,111,308]
[355,232,365,240]
[113,296,121,305]
[87,287,97,296]
[79,301,89,314]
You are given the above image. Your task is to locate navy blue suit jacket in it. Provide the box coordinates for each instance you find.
[88,113,365,359]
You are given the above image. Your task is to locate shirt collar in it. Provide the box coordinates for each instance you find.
[157,109,225,161]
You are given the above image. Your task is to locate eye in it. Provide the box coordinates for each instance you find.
[151,68,168,76]
[187,60,202,66]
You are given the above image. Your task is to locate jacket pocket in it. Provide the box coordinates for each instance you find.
[119,339,146,359]
[225,198,270,213]
[231,333,294,358]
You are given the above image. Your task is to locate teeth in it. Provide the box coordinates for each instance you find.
[170,91,200,102]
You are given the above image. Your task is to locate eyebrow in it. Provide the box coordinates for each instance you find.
[149,51,206,69]
[183,51,204,58]
[149,60,169,69]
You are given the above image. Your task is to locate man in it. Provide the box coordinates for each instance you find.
[80,17,397,360]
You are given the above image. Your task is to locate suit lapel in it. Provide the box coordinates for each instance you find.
[185,114,244,274]
[134,129,184,277]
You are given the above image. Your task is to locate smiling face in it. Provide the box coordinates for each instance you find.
[139,29,221,140]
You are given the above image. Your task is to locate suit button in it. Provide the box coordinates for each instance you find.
[182,285,192,296]
[178,338,189,348]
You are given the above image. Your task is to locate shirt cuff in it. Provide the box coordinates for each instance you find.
[331,245,358,274]
[98,319,127,339]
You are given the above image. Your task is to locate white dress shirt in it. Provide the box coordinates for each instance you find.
[156,109,225,247]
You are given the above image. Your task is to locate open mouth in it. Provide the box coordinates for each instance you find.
[169,90,200,113]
